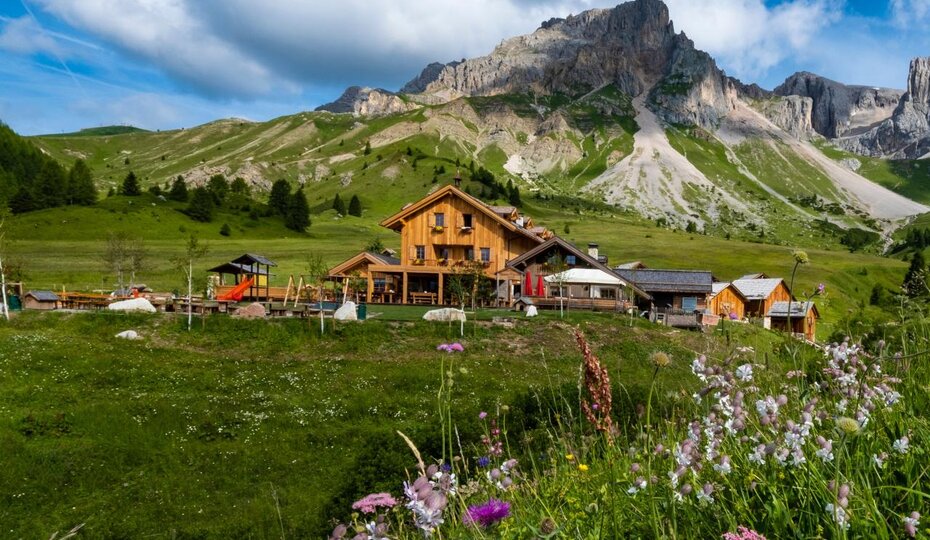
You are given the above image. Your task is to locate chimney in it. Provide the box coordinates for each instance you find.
[587,242,599,260]
[453,170,462,187]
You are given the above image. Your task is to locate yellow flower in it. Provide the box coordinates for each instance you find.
[835,416,861,436]
[650,351,671,368]
[565,453,575,461]
[577,464,589,472]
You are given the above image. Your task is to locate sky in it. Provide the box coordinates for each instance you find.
[1,0,929,135]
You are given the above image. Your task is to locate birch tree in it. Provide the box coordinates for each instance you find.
[305,253,329,335]
[0,215,9,321]
[171,235,208,331]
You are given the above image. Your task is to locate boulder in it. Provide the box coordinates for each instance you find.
[525,305,539,317]
[115,330,141,340]
[108,298,157,313]
[233,302,266,319]
[422,308,466,322]
[334,301,358,321]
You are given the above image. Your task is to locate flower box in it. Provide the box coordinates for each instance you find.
[432,225,444,233]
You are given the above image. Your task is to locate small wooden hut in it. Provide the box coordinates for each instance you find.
[23,290,59,310]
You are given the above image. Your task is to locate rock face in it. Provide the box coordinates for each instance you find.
[315,87,417,117]
[401,61,461,94]
[757,95,814,139]
[774,72,903,138]
[833,57,930,158]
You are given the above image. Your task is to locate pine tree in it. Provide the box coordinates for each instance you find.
[364,140,372,155]
[285,188,310,232]
[35,160,66,208]
[219,223,231,236]
[507,180,521,206]
[904,251,927,297]
[207,174,229,205]
[348,194,362,217]
[121,171,141,196]
[186,187,214,222]
[268,179,291,216]
[169,176,188,202]
[333,193,346,215]
[230,177,249,195]
[67,159,97,205]
[9,187,37,214]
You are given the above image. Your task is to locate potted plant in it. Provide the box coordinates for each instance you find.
[413,258,424,265]
[432,225,444,233]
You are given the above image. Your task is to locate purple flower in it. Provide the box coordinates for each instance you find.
[352,492,397,514]
[437,343,450,352]
[477,456,491,468]
[478,411,488,419]
[464,498,511,528]
[722,526,767,540]
[450,342,464,351]
[817,283,825,294]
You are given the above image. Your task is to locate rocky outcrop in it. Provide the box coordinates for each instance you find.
[401,61,461,94]
[756,95,814,139]
[774,72,902,138]
[835,57,930,158]
[315,87,418,117]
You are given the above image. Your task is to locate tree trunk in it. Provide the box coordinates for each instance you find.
[319,286,325,335]
[187,260,193,331]
[0,253,9,321]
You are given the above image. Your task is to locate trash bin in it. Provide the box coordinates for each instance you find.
[8,294,21,311]
[357,303,367,321]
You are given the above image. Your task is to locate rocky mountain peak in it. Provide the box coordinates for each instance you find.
[906,57,930,108]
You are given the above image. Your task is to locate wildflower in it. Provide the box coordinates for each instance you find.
[650,351,671,368]
[352,492,397,514]
[735,364,753,382]
[815,437,834,463]
[793,250,809,264]
[904,511,920,538]
[577,464,589,472]
[713,455,732,475]
[722,526,768,540]
[477,456,490,468]
[871,452,887,468]
[835,416,860,436]
[565,453,575,461]
[817,283,825,294]
[893,435,910,454]
[478,411,487,419]
[463,498,511,528]
[697,483,715,505]
[539,517,557,535]
[627,477,647,495]
[449,342,464,352]
[575,330,614,437]
[365,515,390,540]
[329,524,348,540]
[826,503,850,531]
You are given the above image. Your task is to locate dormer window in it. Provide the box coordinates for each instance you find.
[434,213,445,227]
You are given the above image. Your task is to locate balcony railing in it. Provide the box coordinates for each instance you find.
[410,258,492,268]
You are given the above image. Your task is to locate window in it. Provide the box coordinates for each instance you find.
[462,213,473,228]
[682,296,698,312]
[415,245,425,260]
[434,213,445,227]
[566,255,577,265]
[465,247,475,261]
[480,247,491,262]
[440,248,450,260]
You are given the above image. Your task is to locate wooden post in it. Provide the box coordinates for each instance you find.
[367,272,373,303]
[438,272,444,306]
[402,272,408,304]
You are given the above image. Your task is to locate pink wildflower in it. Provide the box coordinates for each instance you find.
[352,492,397,514]
[722,526,767,540]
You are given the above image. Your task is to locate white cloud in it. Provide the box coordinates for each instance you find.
[891,0,930,25]
[0,16,64,57]
[664,0,842,80]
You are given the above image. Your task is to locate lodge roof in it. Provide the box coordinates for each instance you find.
[613,268,713,294]
[731,278,785,300]
[767,301,819,318]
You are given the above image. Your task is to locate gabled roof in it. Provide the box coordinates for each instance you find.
[379,184,545,243]
[710,282,748,301]
[731,278,786,300]
[739,272,768,280]
[208,262,273,275]
[231,253,277,267]
[613,268,713,295]
[767,301,819,318]
[616,261,648,270]
[328,251,400,277]
[506,236,650,299]
[26,290,59,301]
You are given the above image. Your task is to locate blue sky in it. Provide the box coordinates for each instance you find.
[1,0,928,135]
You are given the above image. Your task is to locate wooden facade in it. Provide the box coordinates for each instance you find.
[767,301,819,341]
[709,283,747,320]
[734,280,792,318]
[329,184,550,305]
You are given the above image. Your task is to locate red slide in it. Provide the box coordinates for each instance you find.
[218,277,254,301]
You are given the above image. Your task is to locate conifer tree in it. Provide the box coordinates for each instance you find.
[285,188,311,232]
[121,171,141,196]
[67,159,97,205]
[333,193,347,215]
[186,187,214,222]
[904,251,927,297]
[230,177,249,195]
[207,174,229,205]
[348,194,362,217]
[169,176,188,202]
[35,160,66,208]
[268,179,291,216]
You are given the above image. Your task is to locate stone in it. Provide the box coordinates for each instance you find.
[315,86,418,117]
[334,301,358,321]
[232,302,266,319]
[115,330,141,340]
[108,298,157,313]
[422,308,466,322]
[525,305,539,317]
[758,95,814,139]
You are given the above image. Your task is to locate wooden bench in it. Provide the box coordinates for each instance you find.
[410,292,437,305]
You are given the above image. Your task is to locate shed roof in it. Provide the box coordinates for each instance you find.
[767,301,819,318]
[230,253,277,267]
[732,278,785,300]
[613,268,713,294]
[26,290,59,301]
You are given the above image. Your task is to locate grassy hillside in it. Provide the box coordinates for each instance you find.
[815,140,930,205]
[0,310,786,538]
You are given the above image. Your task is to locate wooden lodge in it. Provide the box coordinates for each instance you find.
[506,237,649,311]
[709,282,748,320]
[613,266,715,328]
[766,301,819,341]
[329,184,552,305]
[731,278,792,319]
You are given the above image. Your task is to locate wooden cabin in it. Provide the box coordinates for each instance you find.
[504,236,649,310]
[731,278,792,319]
[766,301,819,341]
[613,268,714,328]
[23,290,59,310]
[329,184,552,305]
[709,282,748,320]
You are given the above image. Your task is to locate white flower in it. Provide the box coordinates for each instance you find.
[816,446,834,463]
[826,503,850,531]
[872,454,885,468]
[893,436,910,455]
[627,477,647,495]
[735,364,753,382]
[713,461,732,475]
[790,449,806,466]
[748,446,765,465]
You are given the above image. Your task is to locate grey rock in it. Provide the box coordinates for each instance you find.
[233,302,266,319]
[315,86,417,117]
[756,95,814,139]
[401,61,461,94]
[334,301,358,321]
